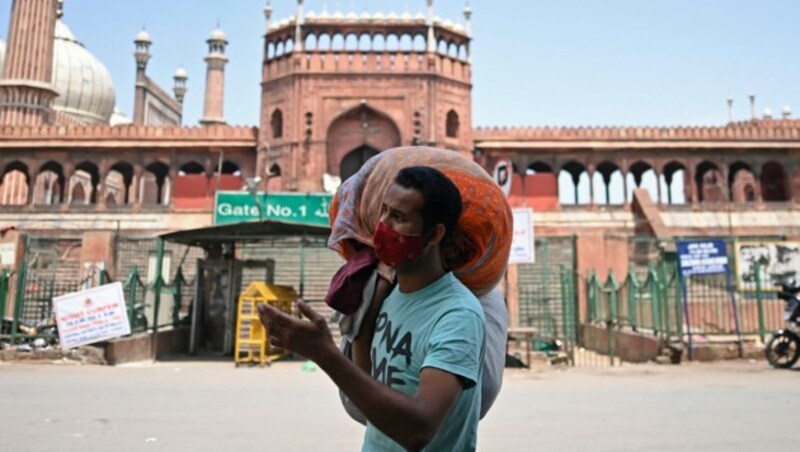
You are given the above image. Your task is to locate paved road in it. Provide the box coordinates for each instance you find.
[0,358,795,451]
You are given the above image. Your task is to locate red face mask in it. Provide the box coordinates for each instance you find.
[372,222,426,267]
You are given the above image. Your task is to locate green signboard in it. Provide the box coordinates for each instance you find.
[214,191,333,227]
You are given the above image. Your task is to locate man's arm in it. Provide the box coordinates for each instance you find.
[259,301,462,451]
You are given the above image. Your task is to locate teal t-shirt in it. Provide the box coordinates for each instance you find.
[362,272,486,452]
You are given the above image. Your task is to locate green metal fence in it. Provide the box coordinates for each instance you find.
[1,235,194,345]
[587,237,787,345]
[517,236,577,342]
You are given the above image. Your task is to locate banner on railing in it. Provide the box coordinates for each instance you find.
[734,241,800,290]
[54,282,131,349]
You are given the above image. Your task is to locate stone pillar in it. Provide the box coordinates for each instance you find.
[199,28,229,125]
[0,230,27,319]
[132,165,143,207]
[26,166,38,206]
[80,231,116,282]
[0,0,59,126]
[753,168,764,205]
[505,264,519,328]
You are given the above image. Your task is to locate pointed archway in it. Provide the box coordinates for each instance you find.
[326,103,401,178]
[340,145,379,181]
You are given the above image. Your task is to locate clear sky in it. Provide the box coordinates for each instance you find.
[1,0,798,128]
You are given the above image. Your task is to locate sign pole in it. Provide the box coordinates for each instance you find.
[678,271,694,361]
[725,269,745,358]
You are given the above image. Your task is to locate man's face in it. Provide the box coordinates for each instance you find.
[378,183,426,237]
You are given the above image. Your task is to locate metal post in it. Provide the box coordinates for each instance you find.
[128,266,138,331]
[298,233,306,299]
[649,270,661,333]
[560,265,568,339]
[151,238,165,360]
[627,267,637,331]
[173,267,184,326]
[607,271,619,366]
[725,268,744,358]
[0,271,8,333]
[755,261,766,343]
[11,237,29,344]
[679,271,694,361]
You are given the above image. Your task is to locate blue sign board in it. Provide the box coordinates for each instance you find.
[677,239,729,277]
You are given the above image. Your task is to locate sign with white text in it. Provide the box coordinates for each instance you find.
[509,208,535,264]
[54,282,130,349]
[214,191,332,226]
[677,239,729,277]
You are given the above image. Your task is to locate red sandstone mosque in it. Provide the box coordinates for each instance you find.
[1,0,799,334]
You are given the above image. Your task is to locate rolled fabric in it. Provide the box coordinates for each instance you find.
[328,146,512,296]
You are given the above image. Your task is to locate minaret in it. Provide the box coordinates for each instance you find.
[463,2,472,62]
[199,27,228,125]
[132,28,152,125]
[173,67,188,104]
[0,0,60,126]
[426,0,435,52]
[295,0,304,52]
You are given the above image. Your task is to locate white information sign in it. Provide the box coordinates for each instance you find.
[509,208,535,264]
[54,282,131,350]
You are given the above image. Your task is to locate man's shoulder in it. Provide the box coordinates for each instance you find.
[439,274,484,319]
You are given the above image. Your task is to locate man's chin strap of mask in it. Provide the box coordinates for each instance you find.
[372,222,427,268]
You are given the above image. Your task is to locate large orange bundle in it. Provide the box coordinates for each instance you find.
[328,146,512,296]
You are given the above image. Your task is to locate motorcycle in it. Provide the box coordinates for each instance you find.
[765,277,800,369]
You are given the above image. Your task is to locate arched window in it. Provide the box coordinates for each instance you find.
[271,109,283,139]
[446,110,459,138]
[178,161,205,176]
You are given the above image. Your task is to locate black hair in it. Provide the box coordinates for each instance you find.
[394,166,462,241]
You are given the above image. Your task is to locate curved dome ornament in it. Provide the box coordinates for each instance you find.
[51,20,117,125]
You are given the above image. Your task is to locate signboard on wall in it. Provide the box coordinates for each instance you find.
[676,239,729,277]
[509,208,535,264]
[54,282,131,350]
[214,191,332,227]
[735,241,800,290]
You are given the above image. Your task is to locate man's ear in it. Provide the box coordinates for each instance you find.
[428,224,446,246]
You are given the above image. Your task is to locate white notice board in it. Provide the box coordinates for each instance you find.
[54,282,131,350]
[509,208,535,264]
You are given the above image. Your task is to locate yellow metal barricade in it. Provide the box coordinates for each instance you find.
[234,282,297,367]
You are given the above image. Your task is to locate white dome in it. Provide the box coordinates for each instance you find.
[360,11,371,20]
[387,12,398,20]
[346,12,358,20]
[52,20,116,125]
[332,11,344,20]
[401,12,412,21]
[305,11,317,20]
[209,28,227,42]
[135,29,151,43]
[373,12,385,20]
[109,107,132,126]
[414,12,425,21]
[174,67,188,79]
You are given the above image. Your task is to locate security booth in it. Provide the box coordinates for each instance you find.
[158,219,334,358]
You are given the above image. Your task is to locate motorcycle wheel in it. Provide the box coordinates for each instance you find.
[765,332,800,369]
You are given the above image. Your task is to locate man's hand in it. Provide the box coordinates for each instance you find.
[257,300,337,363]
